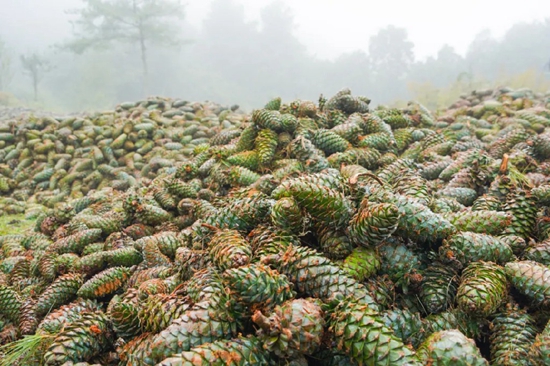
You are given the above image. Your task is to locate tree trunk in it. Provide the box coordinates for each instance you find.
[33,73,38,101]
[133,0,148,96]
[139,29,148,96]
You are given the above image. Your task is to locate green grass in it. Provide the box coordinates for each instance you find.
[0,214,35,236]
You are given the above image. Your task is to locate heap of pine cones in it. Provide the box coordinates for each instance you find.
[0,87,550,365]
[0,98,244,216]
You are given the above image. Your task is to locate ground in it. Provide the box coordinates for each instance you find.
[0,214,35,236]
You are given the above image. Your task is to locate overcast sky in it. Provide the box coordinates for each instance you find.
[1,0,549,60]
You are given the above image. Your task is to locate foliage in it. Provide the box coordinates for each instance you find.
[1,3,549,111]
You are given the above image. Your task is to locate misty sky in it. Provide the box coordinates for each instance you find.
[1,0,549,59]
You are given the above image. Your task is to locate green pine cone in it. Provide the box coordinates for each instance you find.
[0,284,22,322]
[223,264,295,310]
[456,261,508,317]
[327,147,381,170]
[81,242,105,256]
[348,201,400,247]
[151,186,178,211]
[532,319,550,366]
[500,234,528,255]
[393,128,415,151]
[429,197,465,214]
[419,262,459,314]
[381,308,426,348]
[445,210,511,235]
[135,203,173,226]
[255,128,278,166]
[43,311,113,365]
[118,332,157,366]
[36,251,58,283]
[316,225,354,260]
[439,232,515,267]
[523,239,550,265]
[175,247,211,281]
[226,150,260,171]
[379,193,456,245]
[8,257,30,288]
[78,213,123,235]
[311,129,350,155]
[186,267,228,308]
[235,125,258,152]
[272,159,304,180]
[108,294,141,339]
[209,229,252,271]
[505,260,550,306]
[77,266,132,299]
[228,166,260,187]
[417,330,488,366]
[472,194,503,212]
[249,225,299,261]
[272,177,353,229]
[142,239,172,267]
[150,302,238,362]
[532,184,550,206]
[274,169,347,191]
[78,251,108,275]
[379,240,423,290]
[38,298,102,334]
[420,160,451,181]
[375,108,411,129]
[326,296,420,366]
[157,335,269,366]
[424,310,485,341]
[166,178,199,200]
[437,187,478,206]
[529,133,550,159]
[270,197,304,233]
[503,191,538,239]
[364,275,396,311]
[252,109,283,131]
[137,278,170,299]
[252,298,324,358]
[339,247,381,282]
[264,97,282,111]
[135,231,181,260]
[490,303,538,366]
[393,173,430,206]
[36,273,85,316]
[325,110,347,127]
[280,113,299,132]
[358,132,395,151]
[201,193,271,235]
[51,228,103,255]
[104,247,143,267]
[137,293,191,334]
[261,245,378,309]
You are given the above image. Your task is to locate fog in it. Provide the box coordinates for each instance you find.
[0,0,549,112]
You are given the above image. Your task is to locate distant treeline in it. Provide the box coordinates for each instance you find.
[0,0,549,112]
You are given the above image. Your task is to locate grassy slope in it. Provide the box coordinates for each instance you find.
[0,214,35,236]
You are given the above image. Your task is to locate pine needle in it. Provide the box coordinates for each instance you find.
[508,163,533,189]
[0,333,54,366]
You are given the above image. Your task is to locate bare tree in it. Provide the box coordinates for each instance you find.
[64,0,186,95]
[20,53,51,101]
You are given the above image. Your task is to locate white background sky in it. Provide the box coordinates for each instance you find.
[1,0,549,60]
